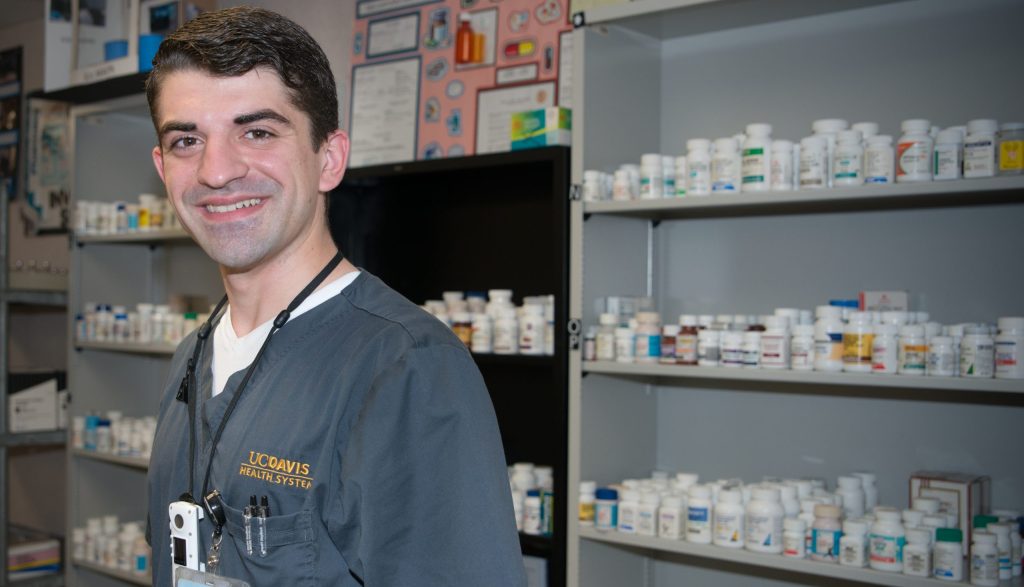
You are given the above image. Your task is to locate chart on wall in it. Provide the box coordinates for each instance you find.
[349,0,572,167]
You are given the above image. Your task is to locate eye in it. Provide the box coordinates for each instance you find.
[245,128,276,141]
[168,135,200,151]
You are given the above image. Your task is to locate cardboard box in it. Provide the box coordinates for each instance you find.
[910,471,990,554]
[859,290,909,312]
[511,107,571,150]
[8,537,61,579]
[8,379,64,433]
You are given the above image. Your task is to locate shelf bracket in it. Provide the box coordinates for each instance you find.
[567,319,581,351]
[569,183,582,201]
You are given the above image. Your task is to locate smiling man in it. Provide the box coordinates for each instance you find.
[143,7,526,586]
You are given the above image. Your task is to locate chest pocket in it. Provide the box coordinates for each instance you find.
[221,500,317,585]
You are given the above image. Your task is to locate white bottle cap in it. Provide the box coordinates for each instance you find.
[837,129,862,144]
[621,489,641,503]
[966,119,999,135]
[599,313,618,326]
[848,311,872,324]
[580,481,597,494]
[792,324,815,337]
[688,484,711,499]
[812,118,849,133]
[784,517,806,532]
[922,514,947,528]
[843,519,869,536]
[752,486,781,503]
[678,314,698,327]
[936,128,963,144]
[900,324,925,337]
[901,119,931,133]
[906,528,931,545]
[718,488,743,504]
[513,462,534,472]
[997,317,1024,334]
[973,531,997,545]
[837,476,862,490]
[815,305,843,320]
[662,495,684,509]
[663,324,681,336]
[801,135,827,149]
[714,137,738,153]
[875,507,902,522]
[686,138,711,152]
[745,123,772,137]
[814,504,842,519]
[873,323,897,336]
[641,491,661,506]
[772,139,794,151]
[640,153,663,167]
[852,471,876,485]
[676,472,699,486]
[851,122,879,138]
[903,508,925,526]
[866,134,894,146]
[1000,122,1024,132]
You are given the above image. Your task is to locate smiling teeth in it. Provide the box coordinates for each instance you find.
[206,198,261,213]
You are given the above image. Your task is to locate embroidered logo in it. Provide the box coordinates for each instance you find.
[239,451,313,490]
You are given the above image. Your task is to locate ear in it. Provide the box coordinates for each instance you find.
[318,130,350,193]
[152,145,166,183]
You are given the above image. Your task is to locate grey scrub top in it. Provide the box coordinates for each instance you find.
[147,271,527,586]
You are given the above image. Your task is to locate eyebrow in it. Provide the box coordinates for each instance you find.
[157,110,291,139]
[158,121,196,138]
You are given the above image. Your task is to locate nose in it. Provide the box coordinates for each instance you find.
[197,135,248,189]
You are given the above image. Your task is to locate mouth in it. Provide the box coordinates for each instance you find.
[204,197,263,214]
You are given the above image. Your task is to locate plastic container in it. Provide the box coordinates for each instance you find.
[836,476,865,519]
[662,155,676,198]
[674,155,689,196]
[810,504,843,563]
[742,123,773,192]
[713,488,745,548]
[865,135,896,184]
[770,140,795,191]
[853,122,879,141]
[659,495,685,540]
[833,129,864,186]
[814,311,845,372]
[903,508,926,529]
[518,304,546,355]
[843,311,875,373]
[615,327,635,364]
[987,522,1013,580]
[697,329,721,367]
[636,491,661,536]
[759,316,790,370]
[523,489,543,535]
[712,138,741,192]
[928,335,957,376]
[897,119,934,182]
[960,326,995,378]
[746,486,784,554]
[934,528,964,581]
[783,517,807,558]
[676,315,699,365]
[720,330,745,368]
[971,531,999,586]
[870,507,907,572]
[742,331,762,369]
[790,324,815,370]
[903,528,932,577]
[933,128,963,181]
[799,136,828,189]
[596,313,617,361]
[595,488,618,530]
[840,519,870,568]
[995,316,1024,379]
[493,307,519,354]
[640,153,664,199]
[687,139,712,196]
[898,324,928,376]
[871,323,899,374]
[579,481,597,526]
[617,489,640,534]
[963,119,999,179]
[998,122,1024,175]
[634,312,662,363]
[686,484,713,544]
[813,118,848,187]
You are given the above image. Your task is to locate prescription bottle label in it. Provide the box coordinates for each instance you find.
[579,502,594,524]
[1000,141,1023,172]
[843,333,874,365]
[869,533,904,564]
[897,141,929,176]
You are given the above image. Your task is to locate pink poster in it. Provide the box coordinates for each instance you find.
[350,0,571,166]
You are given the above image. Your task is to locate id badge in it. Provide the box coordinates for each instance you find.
[175,567,251,587]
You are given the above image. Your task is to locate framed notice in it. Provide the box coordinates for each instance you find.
[367,13,420,58]
[475,81,555,154]
[349,57,422,167]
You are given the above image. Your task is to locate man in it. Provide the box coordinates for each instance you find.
[144,7,526,586]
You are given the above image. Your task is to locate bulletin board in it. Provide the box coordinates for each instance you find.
[349,0,572,167]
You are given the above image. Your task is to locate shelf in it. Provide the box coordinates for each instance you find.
[29,73,148,105]
[72,449,148,470]
[75,229,191,245]
[72,558,150,586]
[579,526,1021,587]
[75,340,177,356]
[6,573,65,587]
[583,361,1024,396]
[3,431,67,448]
[2,291,68,307]
[473,353,556,367]
[520,533,554,558]
[583,176,1024,221]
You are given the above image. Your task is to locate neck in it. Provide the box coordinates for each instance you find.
[221,231,357,336]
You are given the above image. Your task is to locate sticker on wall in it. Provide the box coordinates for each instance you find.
[446,79,465,98]
[446,108,463,136]
[423,8,451,50]
[543,45,554,71]
[424,97,441,122]
[460,0,478,8]
[448,144,465,157]
[455,9,497,69]
[508,10,528,32]
[535,0,561,24]
[425,57,449,81]
[422,141,443,159]
[496,63,538,85]
[503,38,536,60]
[353,32,365,56]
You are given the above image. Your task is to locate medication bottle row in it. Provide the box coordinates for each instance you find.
[422,290,556,356]
[71,516,150,577]
[74,195,180,235]
[579,470,1022,584]
[71,412,156,460]
[581,118,1023,202]
[75,302,211,346]
[508,462,555,536]
[584,303,1024,379]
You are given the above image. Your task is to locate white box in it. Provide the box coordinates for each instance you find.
[910,471,990,555]
[859,290,909,312]
[8,379,61,433]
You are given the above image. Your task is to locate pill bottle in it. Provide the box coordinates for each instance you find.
[864,135,895,184]
[799,136,828,189]
[897,119,933,182]
[519,304,546,355]
[963,119,999,179]
[640,153,663,199]
[746,486,785,554]
[614,326,636,363]
[742,331,762,369]
[987,522,1013,580]
[659,495,685,540]
[836,476,865,519]
[998,122,1024,175]
[840,519,870,567]
[493,307,519,354]
[783,517,807,558]
[579,481,597,526]
[450,311,473,347]
[960,326,994,378]
[851,472,877,510]
[686,484,713,544]
[617,489,640,534]
[470,312,493,353]
[971,531,999,586]
[637,491,661,536]
[676,315,699,365]
[712,488,745,548]
[995,316,1024,379]
[853,122,879,141]
[612,169,633,201]
[933,528,964,581]
[634,312,662,363]
[812,118,848,187]
[524,489,543,535]
[903,508,926,529]
[672,155,688,196]
[595,488,619,530]
[925,336,955,376]
[810,504,843,563]
[596,313,617,361]
[778,484,799,518]
[697,329,721,367]
[903,528,932,577]
[870,507,906,572]
[720,330,745,368]
[790,324,815,370]
[662,155,676,198]
[759,316,790,370]
[583,170,605,201]
[871,323,899,374]
[770,140,794,191]
[843,311,875,373]
[898,324,927,376]
[687,139,712,196]
[814,307,844,372]
[712,138,741,193]
[742,123,773,192]
[659,324,680,364]
[934,128,963,181]
[833,129,864,186]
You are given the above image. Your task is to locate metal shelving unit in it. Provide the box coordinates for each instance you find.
[70,449,147,471]
[71,558,149,586]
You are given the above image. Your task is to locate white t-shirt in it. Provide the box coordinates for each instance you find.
[211,271,361,396]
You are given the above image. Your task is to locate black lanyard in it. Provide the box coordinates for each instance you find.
[176,250,345,505]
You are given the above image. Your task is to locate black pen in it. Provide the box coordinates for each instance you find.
[257,495,269,557]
